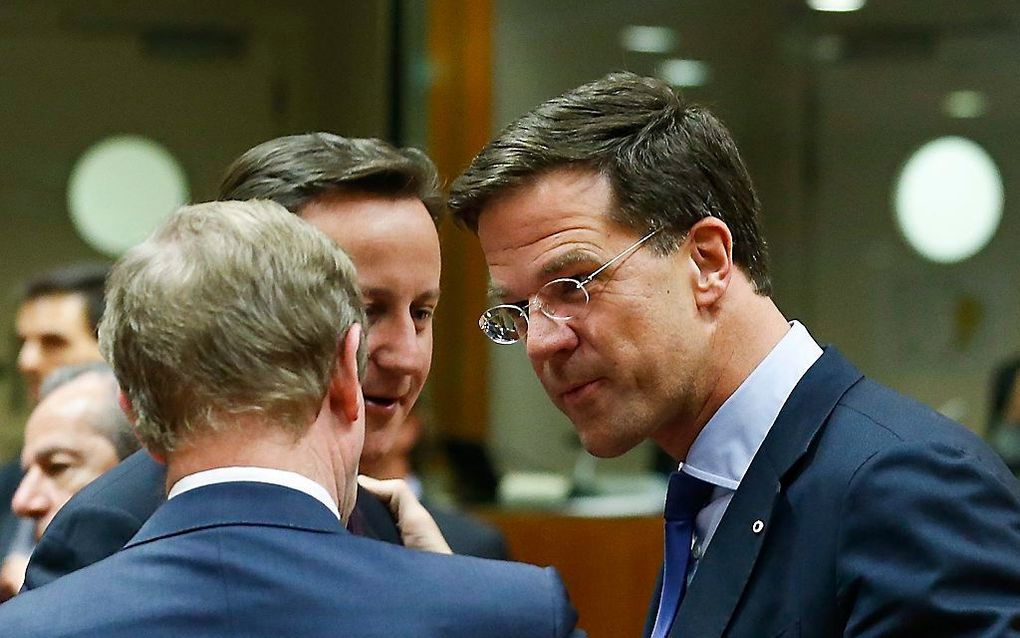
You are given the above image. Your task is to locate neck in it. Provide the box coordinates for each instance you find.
[164,409,353,519]
[654,285,791,460]
[359,452,411,481]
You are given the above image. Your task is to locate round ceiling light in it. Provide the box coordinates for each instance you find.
[68,135,189,257]
[894,136,1003,264]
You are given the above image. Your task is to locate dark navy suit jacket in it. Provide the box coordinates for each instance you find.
[424,500,510,560]
[22,449,402,590]
[1,482,581,637]
[646,348,1020,638]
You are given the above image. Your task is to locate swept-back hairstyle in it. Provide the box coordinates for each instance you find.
[219,133,443,224]
[448,72,771,295]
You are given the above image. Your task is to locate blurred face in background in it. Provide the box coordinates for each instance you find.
[16,294,102,402]
[12,376,120,540]
[300,192,441,462]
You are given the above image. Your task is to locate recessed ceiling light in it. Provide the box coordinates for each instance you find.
[943,90,987,119]
[658,59,710,88]
[807,0,867,12]
[620,26,677,54]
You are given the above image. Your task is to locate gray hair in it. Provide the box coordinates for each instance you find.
[39,362,138,460]
[99,200,366,454]
[448,71,772,295]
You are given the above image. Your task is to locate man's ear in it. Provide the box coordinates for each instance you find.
[687,216,733,309]
[118,390,137,424]
[330,323,364,424]
[119,389,165,465]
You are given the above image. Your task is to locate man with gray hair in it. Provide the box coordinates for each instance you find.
[0,200,580,637]
[0,363,137,598]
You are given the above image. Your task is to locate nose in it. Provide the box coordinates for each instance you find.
[17,339,40,377]
[525,311,579,363]
[11,468,51,524]
[370,315,426,376]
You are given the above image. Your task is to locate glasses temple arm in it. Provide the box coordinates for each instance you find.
[579,228,661,286]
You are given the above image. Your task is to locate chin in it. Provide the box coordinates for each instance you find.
[360,425,401,462]
[577,426,641,459]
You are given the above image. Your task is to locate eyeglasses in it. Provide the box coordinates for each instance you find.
[479,228,661,344]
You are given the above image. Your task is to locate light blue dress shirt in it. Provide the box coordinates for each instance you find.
[679,321,822,567]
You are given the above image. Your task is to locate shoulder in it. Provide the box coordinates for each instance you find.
[816,379,1020,633]
[346,536,577,635]
[806,377,1016,486]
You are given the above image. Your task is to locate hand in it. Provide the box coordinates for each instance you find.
[0,553,29,601]
[357,475,452,555]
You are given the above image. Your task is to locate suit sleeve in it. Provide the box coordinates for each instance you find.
[541,566,585,638]
[837,440,1020,636]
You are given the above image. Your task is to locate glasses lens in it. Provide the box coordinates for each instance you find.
[537,278,589,320]
[479,305,528,344]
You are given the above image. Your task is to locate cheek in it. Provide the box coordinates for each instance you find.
[416,332,433,378]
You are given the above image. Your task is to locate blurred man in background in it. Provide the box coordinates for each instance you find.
[0,264,108,596]
[15,264,108,403]
[0,363,138,598]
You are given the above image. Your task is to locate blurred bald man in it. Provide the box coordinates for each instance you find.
[0,363,138,598]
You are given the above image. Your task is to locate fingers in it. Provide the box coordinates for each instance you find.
[0,554,29,601]
[358,475,452,555]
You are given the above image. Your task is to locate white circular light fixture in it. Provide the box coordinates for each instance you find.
[807,0,867,11]
[894,136,1003,264]
[68,135,189,256]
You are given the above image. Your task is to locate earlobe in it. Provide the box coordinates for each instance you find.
[688,217,733,307]
[332,323,364,424]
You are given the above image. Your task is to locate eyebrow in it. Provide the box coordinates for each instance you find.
[360,287,442,303]
[488,248,601,302]
[25,446,83,468]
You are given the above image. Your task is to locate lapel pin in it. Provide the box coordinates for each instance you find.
[751,519,765,534]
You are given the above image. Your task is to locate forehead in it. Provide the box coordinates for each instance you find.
[17,293,91,337]
[298,193,441,282]
[23,382,103,450]
[477,170,617,288]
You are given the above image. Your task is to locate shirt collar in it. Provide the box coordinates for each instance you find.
[681,321,822,490]
[167,466,341,521]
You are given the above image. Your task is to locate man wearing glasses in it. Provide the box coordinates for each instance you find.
[449,72,1020,637]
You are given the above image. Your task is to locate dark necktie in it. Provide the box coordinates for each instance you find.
[650,471,714,638]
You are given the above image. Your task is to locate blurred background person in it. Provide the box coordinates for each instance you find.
[0,362,138,599]
[15,264,108,403]
[361,406,509,560]
[987,356,1020,476]
[0,264,109,597]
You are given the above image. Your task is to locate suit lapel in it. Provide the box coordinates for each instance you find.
[125,481,345,548]
[667,348,862,638]
[353,485,402,544]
